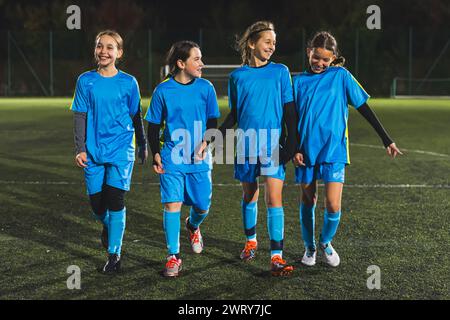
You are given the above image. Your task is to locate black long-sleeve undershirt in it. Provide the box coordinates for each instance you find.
[147,122,161,156]
[73,111,87,154]
[218,106,237,135]
[132,107,147,149]
[280,101,300,164]
[357,102,393,148]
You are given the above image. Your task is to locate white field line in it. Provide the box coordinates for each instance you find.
[0,180,449,189]
[0,144,448,188]
[350,143,450,158]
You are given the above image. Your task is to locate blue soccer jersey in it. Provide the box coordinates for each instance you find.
[228,62,294,159]
[145,77,220,173]
[70,70,141,163]
[293,66,370,165]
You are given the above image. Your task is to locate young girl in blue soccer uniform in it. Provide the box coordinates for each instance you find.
[71,30,147,273]
[293,31,402,267]
[145,41,220,277]
[218,21,299,276]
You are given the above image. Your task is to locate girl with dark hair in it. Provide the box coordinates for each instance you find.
[293,31,402,267]
[218,21,298,276]
[145,41,220,277]
[71,30,148,273]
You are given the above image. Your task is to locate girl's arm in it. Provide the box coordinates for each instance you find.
[218,106,237,136]
[132,109,148,164]
[73,111,88,168]
[357,103,403,158]
[357,103,392,147]
[280,101,299,164]
[147,122,165,174]
[74,111,87,154]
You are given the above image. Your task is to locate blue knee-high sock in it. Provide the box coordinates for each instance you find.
[108,208,126,256]
[319,209,341,245]
[92,210,109,228]
[241,200,258,241]
[188,207,209,229]
[163,210,181,256]
[300,203,316,250]
[267,207,284,257]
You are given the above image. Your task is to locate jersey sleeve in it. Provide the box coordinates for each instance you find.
[70,76,88,113]
[228,76,237,111]
[344,69,370,109]
[281,66,294,104]
[145,87,164,124]
[128,77,141,116]
[206,83,221,119]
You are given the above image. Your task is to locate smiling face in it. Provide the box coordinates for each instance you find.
[177,47,204,79]
[249,30,276,64]
[94,35,123,68]
[307,47,336,73]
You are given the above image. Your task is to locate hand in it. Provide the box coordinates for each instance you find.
[386,142,403,158]
[194,141,209,161]
[152,153,165,174]
[138,145,148,165]
[75,152,88,168]
[293,152,305,167]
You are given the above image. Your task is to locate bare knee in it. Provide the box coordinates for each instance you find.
[164,202,182,212]
[325,200,341,213]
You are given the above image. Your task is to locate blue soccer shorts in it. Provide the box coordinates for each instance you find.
[159,170,212,211]
[234,157,286,183]
[295,162,346,184]
[84,159,134,195]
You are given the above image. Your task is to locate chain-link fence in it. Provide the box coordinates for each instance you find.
[1,27,449,97]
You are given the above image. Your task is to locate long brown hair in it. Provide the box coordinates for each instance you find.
[235,21,275,66]
[166,40,200,77]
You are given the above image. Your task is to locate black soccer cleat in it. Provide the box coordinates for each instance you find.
[101,226,108,250]
[102,254,121,274]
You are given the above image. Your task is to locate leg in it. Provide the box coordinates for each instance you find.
[318,181,343,267]
[264,177,284,257]
[159,171,185,278]
[186,171,212,231]
[300,181,318,250]
[264,168,293,276]
[104,185,126,256]
[89,188,108,225]
[101,160,133,273]
[84,161,109,249]
[241,181,259,240]
[239,181,259,261]
[320,182,343,245]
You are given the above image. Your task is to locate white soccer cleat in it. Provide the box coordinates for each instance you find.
[320,242,340,267]
[301,247,317,266]
[185,217,204,254]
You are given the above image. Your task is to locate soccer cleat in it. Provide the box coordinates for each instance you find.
[320,242,340,267]
[240,240,258,261]
[163,255,182,277]
[301,247,317,266]
[271,255,294,276]
[102,253,121,274]
[185,217,203,254]
[101,226,108,250]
